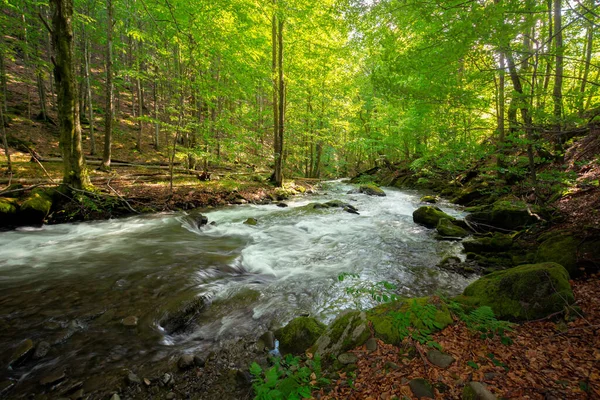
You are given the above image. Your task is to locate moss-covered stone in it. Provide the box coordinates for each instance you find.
[452,185,489,206]
[243,217,258,225]
[359,184,386,197]
[19,189,52,226]
[436,218,469,238]
[461,262,575,320]
[310,310,369,356]
[413,206,455,229]
[366,297,453,345]
[462,233,513,253]
[0,197,18,227]
[536,235,578,277]
[420,195,437,204]
[274,317,326,355]
[466,199,538,232]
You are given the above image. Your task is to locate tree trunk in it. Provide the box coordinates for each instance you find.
[271,2,280,186]
[50,0,90,189]
[0,47,6,114]
[100,0,113,171]
[273,17,285,187]
[153,72,159,150]
[579,21,593,113]
[552,0,563,141]
[0,93,11,173]
[84,36,95,155]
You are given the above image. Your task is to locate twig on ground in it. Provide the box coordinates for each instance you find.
[106,177,138,214]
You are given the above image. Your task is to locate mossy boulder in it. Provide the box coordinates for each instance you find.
[243,218,258,226]
[367,297,453,345]
[359,184,386,197]
[413,206,455,229]
[0,198,19,228]
[420,195,437,204]
[274,317,326,355]
[536,235,578,277]
[19,189,52,226]
[309,310,370,356]
[460,263,575,320]
[462,233,513,253]
[466,200,538,232]
[452,185,489,206]
[436,218,469,238]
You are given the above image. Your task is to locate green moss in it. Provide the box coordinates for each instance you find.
[243,217,258,225]
[461,262,575,320]
[462,232,513,254]
[19,189,52,226]
[359,184,386,197]
[274,317,326,355]
[0,198,18,214]
[310,310,369,356]
[413,206,455,229]
[436,218,468,238]
[420,195,437,204]
[367,297,453,345]
[536,236,578,277]
[467,199,538,231]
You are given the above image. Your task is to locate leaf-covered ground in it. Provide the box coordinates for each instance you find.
[318,274,600,399]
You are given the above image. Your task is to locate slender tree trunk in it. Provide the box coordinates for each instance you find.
[100,0,113,171]
[497,52,505,148]
[552,0,563,143]
[21,10,32,120]
[271,2,280,186]
[0,96,11,173]
[274,17,285,187]
[50,0,90,189]
[84,37,95,155]
[0,48,6,114]
[579,23,593,113]
[153,70,159,150]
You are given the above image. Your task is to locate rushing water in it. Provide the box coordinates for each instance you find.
[0,181,471,397]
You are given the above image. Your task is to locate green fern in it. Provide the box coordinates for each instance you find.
[448,302,513,344]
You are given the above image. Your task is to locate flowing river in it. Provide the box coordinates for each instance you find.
[0,181,472,397]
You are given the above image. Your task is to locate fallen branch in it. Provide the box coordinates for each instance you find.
[106,177,138,214]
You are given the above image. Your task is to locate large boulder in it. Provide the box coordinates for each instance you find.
[0,198,18,228]
[367,297,453,345]
[274,317,325,355]
[310,310,370,357]
[413,206,455,229]
[19,189,52,226]
[436,218,469,238]
[460,263,574,320]
[536,235,578,277]
[359,184,386,197]
[465,200,538,232]
[462,233,513,253]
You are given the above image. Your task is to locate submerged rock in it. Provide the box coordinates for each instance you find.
[8,339,34,368]
[413,206,455,229]
[460,262,574,320]
[122,316,138,327]
[194,214,209,228]
[160,296,207,335]
[274,317,325,355]
[310,310,369,357]
[359,184,386,197]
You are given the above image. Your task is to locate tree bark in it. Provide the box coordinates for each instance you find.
[273,16,285,187]
[100,0,113,171]
[579,20,593,113]
[552,0,563,139]
[50,0,90,189]
[84,35,95,155]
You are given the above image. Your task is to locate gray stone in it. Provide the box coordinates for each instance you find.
[462,382,497,400]
[177,354,195,370]
[126,373,141,385]
[426,349,455,369]
[40,370,66,386]
[110,394,121,400]
[337,353,358,365]
[310,310,369,356]
[409,378,434,399]
[8,339,34,367]
[365,337,378,352]
[193,354,206,367]
[161,373,173,386]
[384,361,399,371]
[33,341,51,359]
[257,331,275,351]
[122,316,138,327]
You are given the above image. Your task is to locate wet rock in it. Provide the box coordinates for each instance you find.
[235,369,252,386]
[126,373,142,385]
[193,354,206,367]
[436,218,469,238]
[426,349,455,369]
[337,353,358,365]
[122,316,138,327]
[359,184,386,197]
[8,339,34,367]
[40,370,66,386]
[0,380,15,396]
[438,257,482,277]
[177,354,195,370]
[233,198,247,205]
[33,341,51,359]
[466,199,538,232]
[413,206,455,229]
[408,378,434,398]
[0,198,18,228]
[274,316,325,355]
[243,218,257,226]
[420,195,437,204]
[110,394,121,400]
[310,310,369,357]
[343,205,360,215]
[194,214,209,227]
[459,262,575,320]
[160,296,207,335]
[462,381,496,400]
[19,188,53,226]
[365,337,378,352]
[161,373,174,386]
[70,389,85,399]
[276,202,288,207]
[463,233,512,253]
[257,331,275,351]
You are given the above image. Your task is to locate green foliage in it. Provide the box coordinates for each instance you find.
[339,273,400,306]
[249,354,329,400]
[390,300,443,349]
[448,302,513,345]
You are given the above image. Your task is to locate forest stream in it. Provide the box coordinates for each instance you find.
[0,181,472,397]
